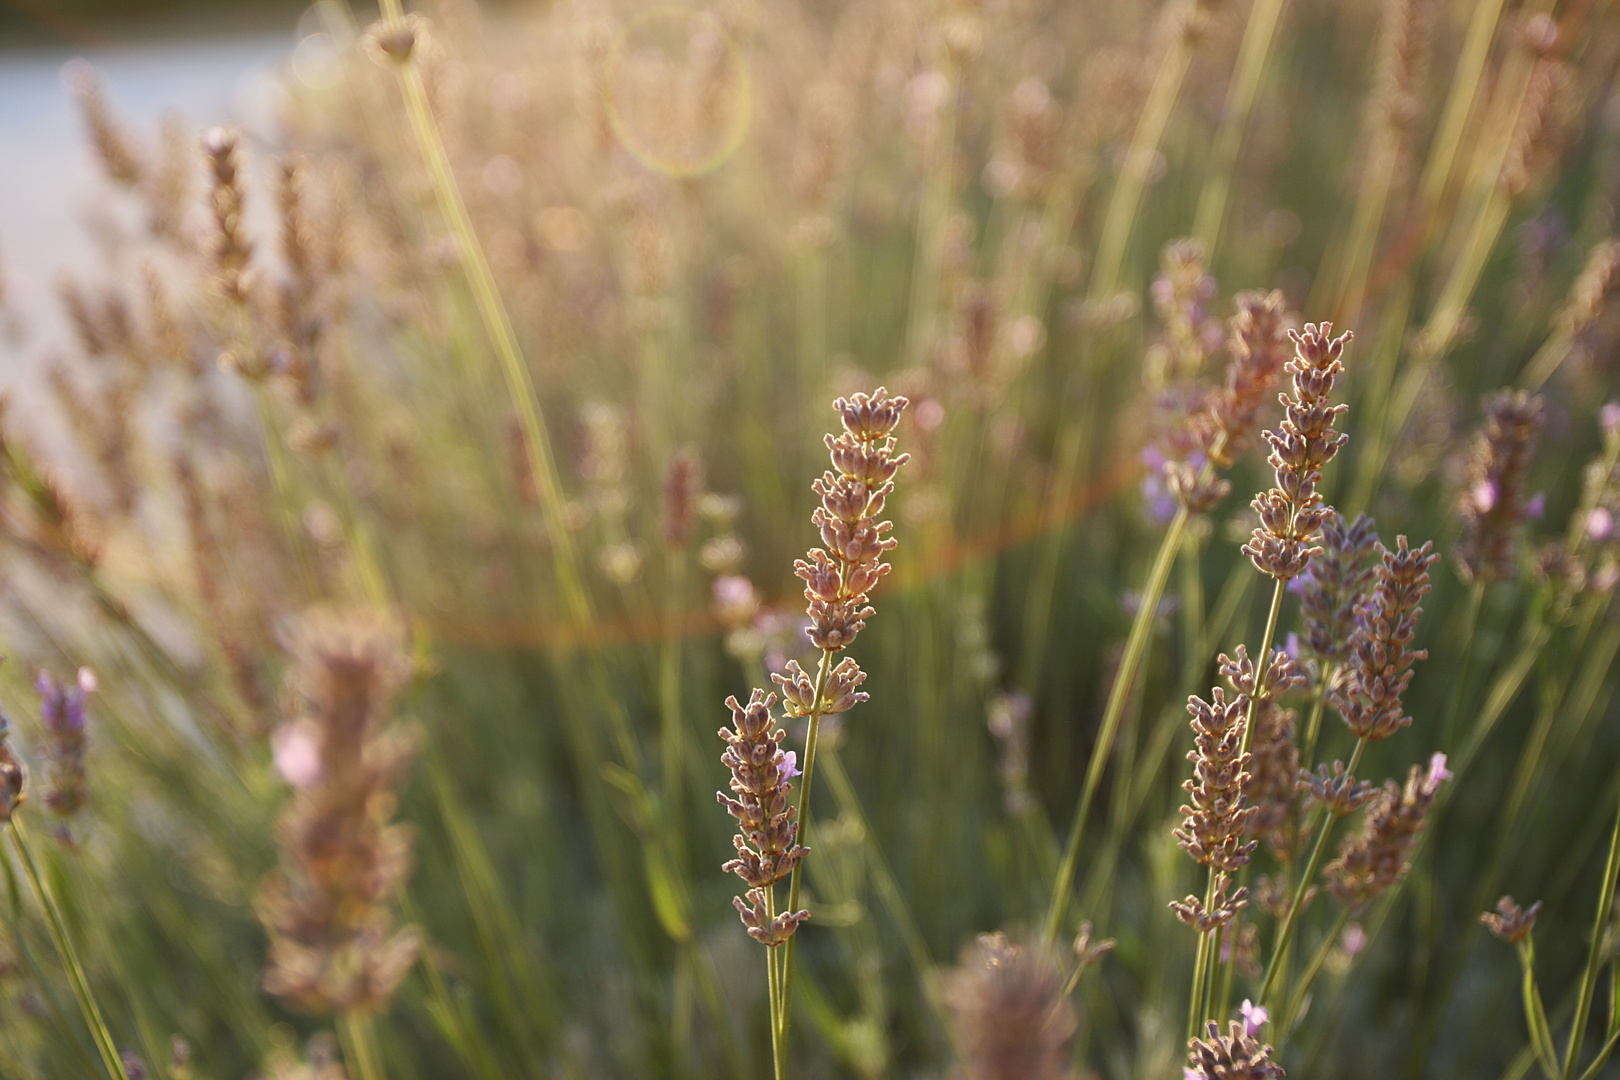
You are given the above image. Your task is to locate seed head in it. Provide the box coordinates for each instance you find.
[1325,755,1449,911]
[1184,1019,1285,1080]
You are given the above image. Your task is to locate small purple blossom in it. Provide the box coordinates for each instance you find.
[1471,480,1499,514]
[1283,632,1301,661]
[1425,752,1452,789]
[1525,492,1546,520]
[1341,922,1368,959]
[1588,507,1615,543]
[1602,402,1620,438]
[1239,999,1268,1038]
[779,750,801,780]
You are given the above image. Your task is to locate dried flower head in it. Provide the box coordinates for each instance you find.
[65,61,143,188]
[1331,536,1438,741]
[257,608,420,1014]
[204,127,255,309]
[1557,240,1620,339]
[1171,870,1250,934]
[1176,686,1258,872]
[1482,895,1543,944]
[717,690,808,945]
[661,447,704,547]
[1184,1019,1285,1080]
[943,933,1078,1080]
[1325,754,1450,911]
[1242,324,1353,580]
[1300,759,1377,817]
[1457,390,1545,583]
[798,388,909,651]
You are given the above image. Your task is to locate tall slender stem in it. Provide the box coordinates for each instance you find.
[1440,582,1487,752]
[1044,504,1189,946]
[1187,869,1218,1040]
[764,887,783,1080]
[339,1009,388,1080]
[774,649,834,1077]
[1258,737,1367,1007]
[1281,907,1350,1037]
[8,818,132,1080]
[1561,794,1620,1080]
[375,0,588,628]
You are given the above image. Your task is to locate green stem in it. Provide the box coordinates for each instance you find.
[1187,869,1218,1041]
[774,649,834,1077]
[1258,738,1367,1008]
[1440,581,1487,753]
[339,1010,388,1080]
[1282,907,1350,1037]
[1518,937,1561,1080]
[1089,10,1196,302]
[765,887,783,1080]
[1560,794,1620,1080]
[375,0,588,628]
[1192,0,1288,253]
[8,817,133,1080]
[1044,504,1190,946]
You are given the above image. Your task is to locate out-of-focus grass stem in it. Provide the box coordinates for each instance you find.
[1186,870,1217,1040]
[339,1011,387,1080]
[1562,795,1620,1080]
[9,817,132,1080]
[1440,582,1487,752]
[375,0,589,629]
[1281,907,1349,1038]
[1516,937,1560,1080]
[1089,8,1196,303]
[1259,737,1368,1009]
[1193,0,1288,254]
[1044,502,1189,947]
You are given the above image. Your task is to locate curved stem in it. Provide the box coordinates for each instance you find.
[9,818,132,1080]
[774,649,834,1077]
[1044,504,1190,946]
[1187,869,1218,1041]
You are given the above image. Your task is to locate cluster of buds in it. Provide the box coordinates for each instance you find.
[1242,325,1353,581]
[1293,511,1380,667]
[1330,537,1438,742]
[1481,895,1542,944]
[258,609,421,1013]
[1169,291,1294,512]
[1301,760,1378,818]
[36,668,96,833]
[717,690,809,946]
[942,933,1078,1080]
[1325,754,1450,911]
[1456,390,1544,584]
[1245,696,1302,858]
[796,388,909,651]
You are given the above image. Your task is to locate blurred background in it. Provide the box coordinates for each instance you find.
[0,1,1617,1079]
